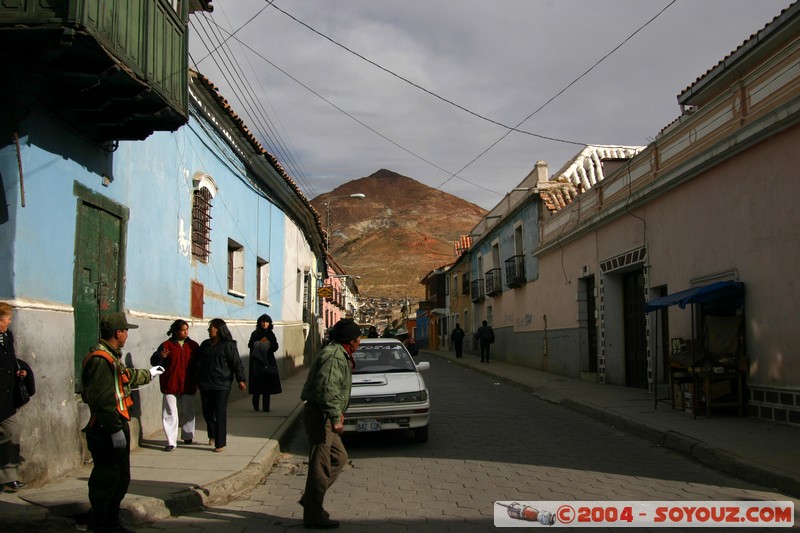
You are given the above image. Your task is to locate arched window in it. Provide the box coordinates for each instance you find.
[191,174,217,263]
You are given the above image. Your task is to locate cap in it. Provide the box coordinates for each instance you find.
[101,312,139,331]
[330,318,361,344]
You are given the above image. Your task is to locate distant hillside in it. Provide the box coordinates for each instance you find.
[311,169,486,299]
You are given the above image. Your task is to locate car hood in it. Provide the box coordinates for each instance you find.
[350,372,425,396]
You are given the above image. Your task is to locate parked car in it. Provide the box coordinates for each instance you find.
[344,338,431,442]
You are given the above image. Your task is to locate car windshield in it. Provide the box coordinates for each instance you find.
[353,343,417,374]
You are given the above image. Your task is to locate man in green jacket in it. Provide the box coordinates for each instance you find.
[81,312,164,533]
[299,318,360,529]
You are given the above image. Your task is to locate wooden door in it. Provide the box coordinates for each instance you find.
[73,201,123,391]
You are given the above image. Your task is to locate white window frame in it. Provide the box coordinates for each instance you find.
[227,239,245,296]
[256,257,270,305]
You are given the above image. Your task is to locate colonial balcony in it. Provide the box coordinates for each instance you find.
[485,268,502,296]
[0,0,198,141]
[470,279,485,303]
[504,255,526,288]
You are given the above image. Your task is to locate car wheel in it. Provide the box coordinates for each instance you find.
[413,425,429,443]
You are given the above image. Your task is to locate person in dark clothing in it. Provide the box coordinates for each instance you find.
[476,320,495,363]
[81,312,163,533]
[0,302,32,493]
[247,314,281,412]
[367,325,379,338]
[450,323,466,358]
[196,318,246,453]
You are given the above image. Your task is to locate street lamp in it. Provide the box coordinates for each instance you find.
[324,193,366,251]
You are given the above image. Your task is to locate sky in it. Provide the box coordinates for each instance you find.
[188,0,794,210]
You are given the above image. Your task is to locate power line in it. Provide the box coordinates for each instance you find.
[266,1,585,147]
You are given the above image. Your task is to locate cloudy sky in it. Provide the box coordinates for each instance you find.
[188,0,793,210]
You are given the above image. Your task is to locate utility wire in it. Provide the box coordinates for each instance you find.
[412,0,679,199]
[191,13,319,199]
[266,1,584,146]
[201,18,501,197]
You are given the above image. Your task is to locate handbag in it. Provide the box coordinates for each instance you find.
[13,361,30,408]
[263,364,279,376]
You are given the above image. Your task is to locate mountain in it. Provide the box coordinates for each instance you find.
[311,169,487,300]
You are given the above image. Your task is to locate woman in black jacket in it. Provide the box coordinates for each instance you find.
[196,318,246,452]
[247,314,282,412]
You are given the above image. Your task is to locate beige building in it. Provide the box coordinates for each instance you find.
[529,3,800,424]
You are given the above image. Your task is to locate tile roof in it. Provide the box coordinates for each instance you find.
[189,69,323,232]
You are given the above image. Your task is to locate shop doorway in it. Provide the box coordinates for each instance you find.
[623,269,647,389]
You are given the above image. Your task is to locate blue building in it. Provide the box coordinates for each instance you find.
[0,65,325,483]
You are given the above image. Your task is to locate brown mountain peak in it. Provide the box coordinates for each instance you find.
[312,169,486,299]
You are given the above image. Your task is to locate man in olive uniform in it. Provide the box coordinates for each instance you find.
[82,312,164,533]
[299,318,361,529]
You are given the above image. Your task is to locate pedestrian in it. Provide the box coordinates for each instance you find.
[150,319,200,451]
[196,318,246,453]
[367,325,379,338]
[247,314,281,412]
[451,323,465,358]
[299,318,360,529]
[0,302,33,493]
[476,320,495,363]
[81,312,164,533]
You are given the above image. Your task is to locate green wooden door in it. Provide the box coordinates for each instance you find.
[73,201,123,391]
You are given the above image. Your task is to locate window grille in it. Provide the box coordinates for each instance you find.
[192,187,212,262]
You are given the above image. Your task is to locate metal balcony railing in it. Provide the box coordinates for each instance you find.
[470,279,485,303]
[485,268,502,296]
[504,255,526,288]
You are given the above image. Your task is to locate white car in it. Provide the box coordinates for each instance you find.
[344,338,431,442]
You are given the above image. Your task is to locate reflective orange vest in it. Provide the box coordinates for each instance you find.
[83,350,133,421]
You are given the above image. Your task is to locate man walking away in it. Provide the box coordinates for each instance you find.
[451,323,465,358]
[476,320,495,363]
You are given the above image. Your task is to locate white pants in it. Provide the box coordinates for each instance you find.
[162,394,196,446]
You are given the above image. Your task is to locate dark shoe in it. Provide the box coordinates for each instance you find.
[304,518,339,529]
[299,497,330,518]
[184,439,193,445]
[164,445,175,452]
[263,408,270,412]
[5,481,25,491]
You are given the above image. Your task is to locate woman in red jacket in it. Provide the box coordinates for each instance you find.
[151,320,200,451]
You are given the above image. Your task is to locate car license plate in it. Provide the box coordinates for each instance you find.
[356,419,381,432]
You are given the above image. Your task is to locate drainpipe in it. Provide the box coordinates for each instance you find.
[542,314,549,371]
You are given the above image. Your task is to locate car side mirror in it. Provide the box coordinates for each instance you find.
[416,361,431,371]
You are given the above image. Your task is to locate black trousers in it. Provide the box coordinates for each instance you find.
[454,341,463,358]
[200,389,231,447]
[480,342,491,361]
[252,393,271,411]
[86,422,131,531]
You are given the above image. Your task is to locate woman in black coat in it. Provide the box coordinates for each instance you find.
[196,318,246,452]
[247,314,281,412]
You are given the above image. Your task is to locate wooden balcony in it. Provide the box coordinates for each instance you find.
[0,0,194,141]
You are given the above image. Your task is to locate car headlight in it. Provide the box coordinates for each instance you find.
[395,390,428,403]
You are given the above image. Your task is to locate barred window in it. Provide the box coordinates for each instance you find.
[192,187,212,262]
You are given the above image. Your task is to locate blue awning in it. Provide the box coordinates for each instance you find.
[644,281,744,313]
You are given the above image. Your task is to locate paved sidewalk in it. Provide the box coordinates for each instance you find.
[3,350,800,531]
[0,367,309,532]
